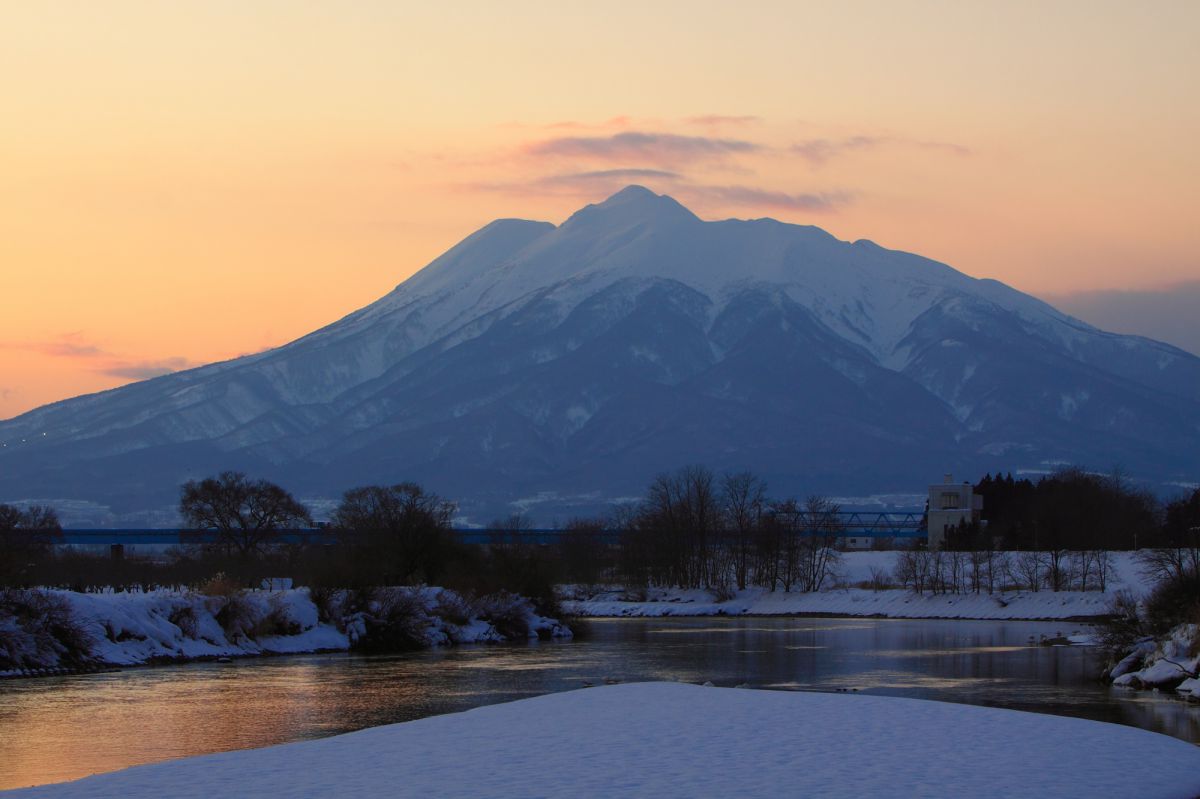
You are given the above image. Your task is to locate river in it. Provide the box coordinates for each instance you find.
[1,617,1196,790]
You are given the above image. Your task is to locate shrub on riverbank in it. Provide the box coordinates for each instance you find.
[1142,571,1200,636]
[1,585,572,674]
[0,589,94,671]
[1101,532,1200,691]
[1108,622,1199,692]
[341,588,436,652]
[325,587,571,651]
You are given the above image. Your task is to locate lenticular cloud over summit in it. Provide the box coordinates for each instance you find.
[2,186,1198,521]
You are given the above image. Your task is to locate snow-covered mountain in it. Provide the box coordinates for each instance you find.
[3,186,1198,522]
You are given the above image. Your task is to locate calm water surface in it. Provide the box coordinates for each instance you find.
[1,617,1197,790]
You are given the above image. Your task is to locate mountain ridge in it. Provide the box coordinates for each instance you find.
[2,186,1197,523]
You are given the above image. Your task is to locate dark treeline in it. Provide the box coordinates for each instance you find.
[0,474,569,621]
[0,466,850,600]
[967,468,1161,551]
[3,465,1198,609]
[921,468,1197,597]
[0,503,64,587]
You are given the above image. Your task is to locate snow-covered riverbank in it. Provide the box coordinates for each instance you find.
[0,587,570,676]
[565,584,1127,620]
[6,682,1198,798]
[564,551,1152,621]
[1110,623,1199,698]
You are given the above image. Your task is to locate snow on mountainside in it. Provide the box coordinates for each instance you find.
[2,186,1198,522]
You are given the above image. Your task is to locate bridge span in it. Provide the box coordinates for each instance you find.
[58,512,926,554]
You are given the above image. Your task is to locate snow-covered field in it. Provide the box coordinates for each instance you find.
[6,682,1198,799]
[832,550,1147,588]
[0,587,569,675]
[565,551,1152,621]
[567,585,1123,620]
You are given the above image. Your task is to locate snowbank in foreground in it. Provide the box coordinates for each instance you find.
[0,587,570,675]
[566,585,1124,620]
[7,683,1198,799]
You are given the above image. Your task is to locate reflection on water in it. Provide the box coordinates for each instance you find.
[1,617,1197,790]
[867,646,1030,657]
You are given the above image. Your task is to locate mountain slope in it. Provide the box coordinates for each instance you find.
[2,186,1198,522]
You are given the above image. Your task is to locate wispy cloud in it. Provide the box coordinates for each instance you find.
[2,334,200,380]
[679,184,852,213]
[100,357,198,380]
[791,135,970,165]
[913,139,971,157]
[25,332,105,358]
[791,136,879,165]
[534,168,683,192]
[686,114,761,127]
[525,131,760,164]
[234,343,279,358]
[500,116,635,132]
[544,115,633,130]
[475,119,957,215]
[543,168,682,184]
[3,335,95,360]
[473,169,851,215]
[470,168,682,197]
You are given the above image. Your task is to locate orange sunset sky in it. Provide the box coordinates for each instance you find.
[2,1,1198,420]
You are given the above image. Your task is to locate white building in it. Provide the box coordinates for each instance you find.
[927,474,982,549]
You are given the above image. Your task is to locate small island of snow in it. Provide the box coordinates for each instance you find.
[8,682,1199,798]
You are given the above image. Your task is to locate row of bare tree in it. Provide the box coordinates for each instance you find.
[611,466,843,593]
[110,467,850,596]
[179,473,469,590]
[893,548,1118,595]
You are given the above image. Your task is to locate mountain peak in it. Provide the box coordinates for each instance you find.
[562,185,699,230]
[3,177,1199,522]
[601,184,661,204]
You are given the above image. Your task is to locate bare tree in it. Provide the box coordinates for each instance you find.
[0,504,62,583]
[722,471,767,591]
[798,495,842,592]
[1138,488,1200,584]
[1010,550,1044,592]
[333,483,455,584]
[1044,546,1074,592]
[1090,549,1113,592]
[557,516,613,586]
[754,504,786,591]
[946,549,969,594]
[1073,550,1093,592]
[634,466,722,589]
[894,548,932,594]
[179,471,311,558]
[485,512,560,609]
[767,499,803,592]
[985,549,1009,594]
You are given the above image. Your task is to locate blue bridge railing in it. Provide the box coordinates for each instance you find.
[58,513,926,549]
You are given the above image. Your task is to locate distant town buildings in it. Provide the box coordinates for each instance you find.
[927,474,983,549]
